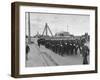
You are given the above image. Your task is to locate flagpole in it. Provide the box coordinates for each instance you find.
[28,12,31,43]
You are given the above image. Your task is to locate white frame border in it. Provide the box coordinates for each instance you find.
[19,5,96,75]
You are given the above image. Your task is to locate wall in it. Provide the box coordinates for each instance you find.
[0,0,99,80]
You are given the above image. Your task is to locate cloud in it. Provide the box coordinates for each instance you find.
[26,12,90,36]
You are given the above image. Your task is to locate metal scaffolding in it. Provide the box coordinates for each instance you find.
[42,23,53,37]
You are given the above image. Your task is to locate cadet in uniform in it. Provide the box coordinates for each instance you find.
[26,45,30,60]
[81,44,89,64]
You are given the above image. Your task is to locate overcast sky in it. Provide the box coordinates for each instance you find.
[25,12,90,36]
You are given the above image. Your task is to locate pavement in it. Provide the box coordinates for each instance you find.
[26,43,89,67]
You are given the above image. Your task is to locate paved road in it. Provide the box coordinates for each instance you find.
[26,43,89,67]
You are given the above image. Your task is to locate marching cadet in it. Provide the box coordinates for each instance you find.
[37,38,41,47]
[26,44,30,60]
[55,41,58,53]
[62,41,67,55]
[81,43,89,64]
[59,40,64,56]
[74,43,78,55]
[70,42,75,55]
[66,41,70,55]
[37,38,46,47]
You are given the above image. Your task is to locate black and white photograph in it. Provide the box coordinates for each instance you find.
[11,2,97,78]
[25,12,90,67]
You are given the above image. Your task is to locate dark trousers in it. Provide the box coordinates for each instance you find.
[83,56,88,64]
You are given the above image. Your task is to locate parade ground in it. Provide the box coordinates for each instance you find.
[26,40,89,67]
